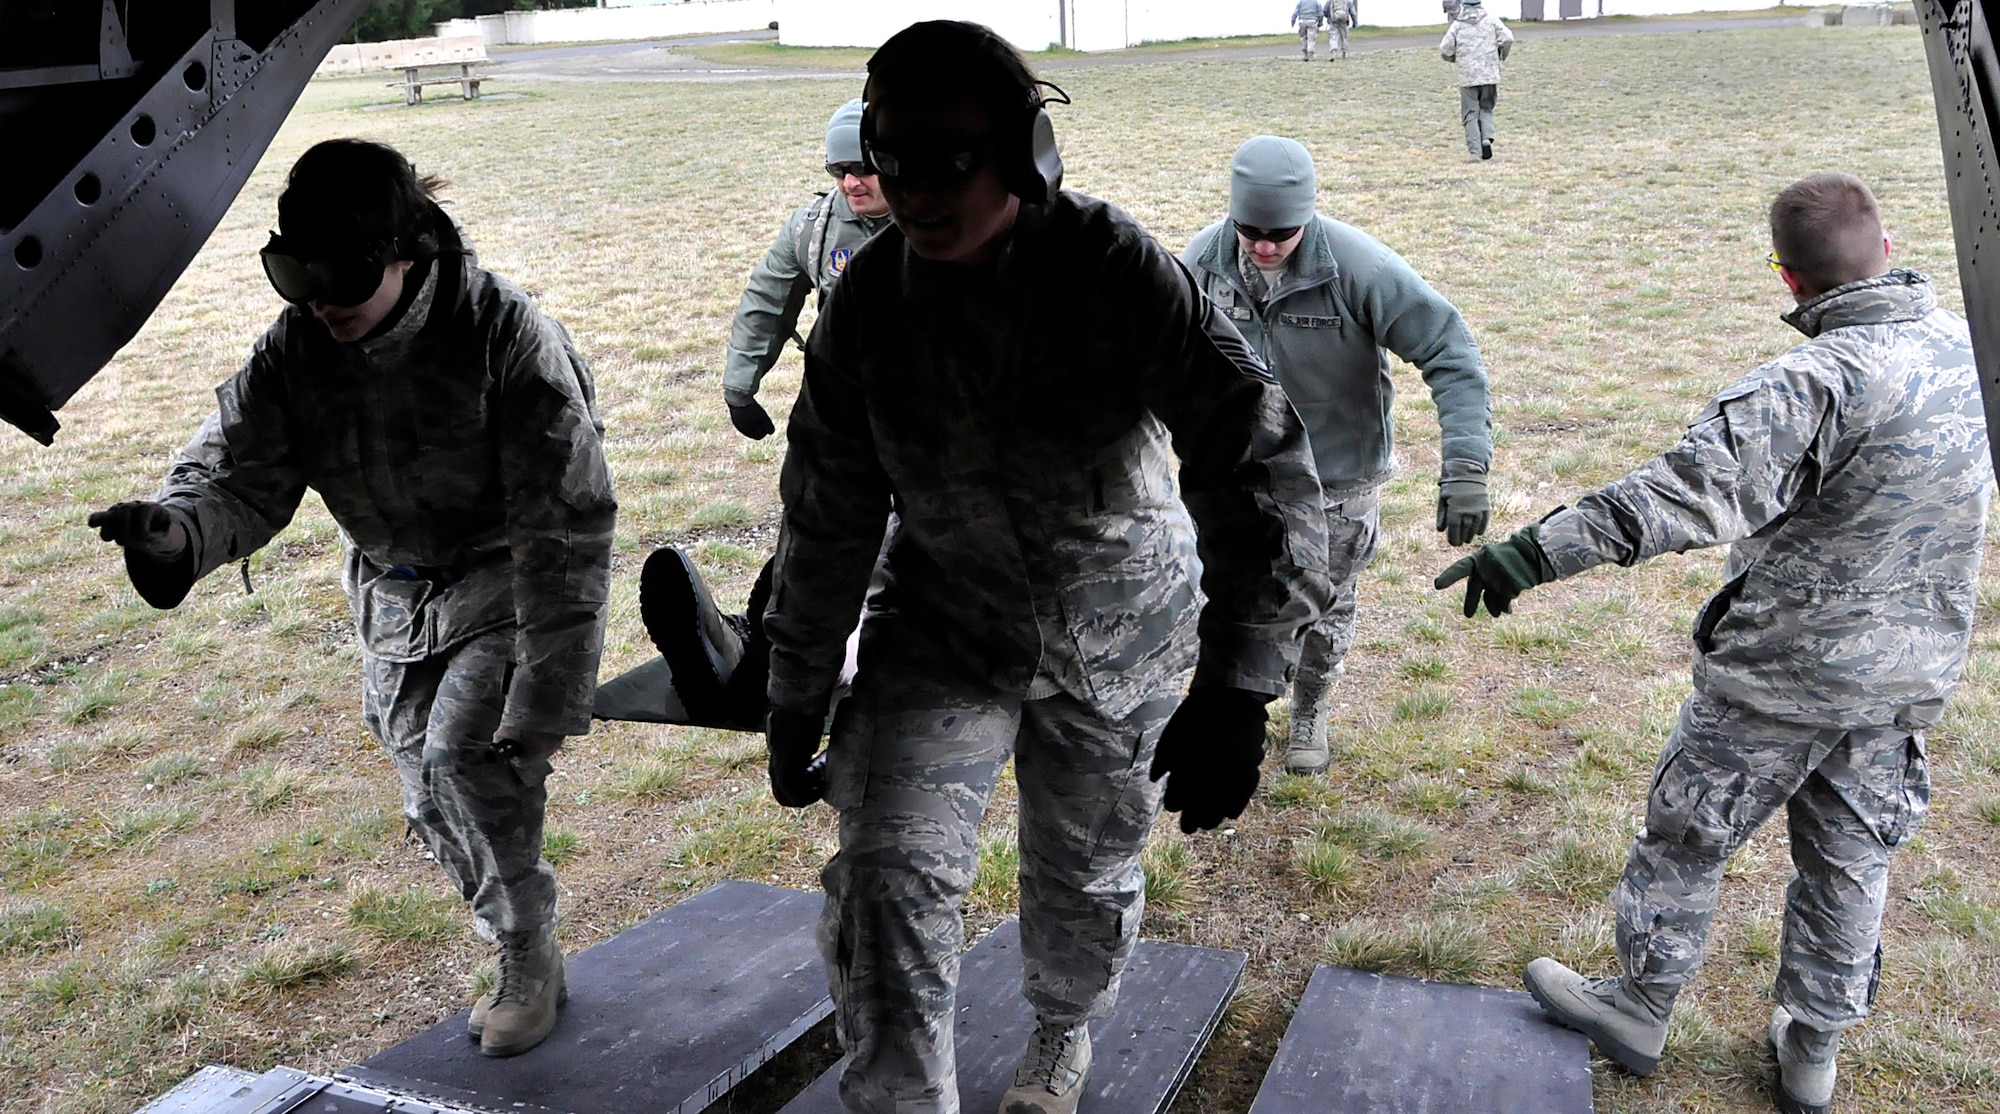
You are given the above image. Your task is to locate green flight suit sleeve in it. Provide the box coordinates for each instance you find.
[722,199,819,408]
[493,311,618,737]
[142,321,310,609]
[1535,361,1840,577]
[1339,240,1493,471]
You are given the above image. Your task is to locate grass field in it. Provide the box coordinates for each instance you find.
[4,21,1999,1114]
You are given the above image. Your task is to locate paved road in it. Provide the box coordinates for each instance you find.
[490,14,1805,83]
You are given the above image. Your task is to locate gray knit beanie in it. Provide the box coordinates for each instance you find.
[1229,136,1317,229]
[825,98,865,165]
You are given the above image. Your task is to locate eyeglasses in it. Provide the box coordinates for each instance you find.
[1765,251,1785,274]
[862,137,992,188]
[826,162,869,181]
[260,232,395,307]
[1235,221,1303,245]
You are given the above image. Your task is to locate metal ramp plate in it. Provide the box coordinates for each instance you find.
[135,1066,487,1114]
[778,920,1246,1113]
[1246,965,1593,1114]
[342,880,830,1114]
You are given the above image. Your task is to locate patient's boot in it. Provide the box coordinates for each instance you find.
[1523,957,1670,1076]
[641,546,747,722]
[1770,1006,1839,1114]
[720,557,775,723]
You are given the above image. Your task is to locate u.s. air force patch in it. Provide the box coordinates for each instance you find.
[829,248,852,275]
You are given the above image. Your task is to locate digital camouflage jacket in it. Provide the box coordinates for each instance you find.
[767,192,1332,720]
[1537,271,1991,729]
[138,216,616,738]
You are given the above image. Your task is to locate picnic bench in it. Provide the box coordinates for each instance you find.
[388,60,487,106]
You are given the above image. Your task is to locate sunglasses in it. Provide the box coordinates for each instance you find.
[826,162,870,181]
[260,232,396,308]
[1765,251,1785,274]
[862,137,993,188]
[1235,221,1303,245]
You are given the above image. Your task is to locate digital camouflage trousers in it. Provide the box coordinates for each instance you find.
[816,623,1185,1113]
[1613,689,1929,1030]
[361,626,558,942]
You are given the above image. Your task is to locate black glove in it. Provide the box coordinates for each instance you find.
[1433,524,1555,618]
[1148,687,1269,835]
[87,501,187,560]
[766,707,828,808]
[1436,460,1490,546]
[729,400,776,440]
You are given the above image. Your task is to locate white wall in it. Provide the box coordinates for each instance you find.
[773,0,1062,51]
[316,34,486,76]
[480,0,777,45]
[779,0,1795,49]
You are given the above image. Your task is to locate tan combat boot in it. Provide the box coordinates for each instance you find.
[466,956,496,1040]
[1770,1006,1839,1114]
[1284,673,1332,775]
[479,928,567,1057]
[999,1019,1092,1114]
[1523,957,1669,1076]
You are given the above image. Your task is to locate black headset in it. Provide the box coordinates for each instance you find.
[858,24,1068,205]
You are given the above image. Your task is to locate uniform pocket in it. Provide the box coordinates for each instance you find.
[354,571,437,663]
[1691,571,1748,655]
[1880,734,1930,847]
[1644,742,1750,854]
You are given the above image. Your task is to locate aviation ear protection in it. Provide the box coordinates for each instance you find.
[858,24,1068,205]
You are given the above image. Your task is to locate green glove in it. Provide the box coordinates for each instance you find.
[1436,460,1490,546]
[1433,524,1554,618]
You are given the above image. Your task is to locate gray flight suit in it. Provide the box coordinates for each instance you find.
[722,190,892,410]
[1535,271,1991,1030]
[1181,216,1491,703]
[129,215,616,942]
[770,192,1331,1113]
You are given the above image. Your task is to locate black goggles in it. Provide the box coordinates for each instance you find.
[259,232,396,308]
[861,138,992,188]
[1234,220,1304,245]
[826,161,870,180]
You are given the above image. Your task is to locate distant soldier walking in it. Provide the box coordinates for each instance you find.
[1324,0,1356,59]
[1439,0,1512,160]
[88,139,614,1060]
[1293,0,1325,60]
[1437,174,1991,1114]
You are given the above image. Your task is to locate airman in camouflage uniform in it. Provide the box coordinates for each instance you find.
[1182,136,1492,777]
[722,97,893,440]
[1437,174,1989,1114]
[1293,0,1326,60]
[88,140,614,1060]
[1439,0,1512,160]
[762,22,1329,1114]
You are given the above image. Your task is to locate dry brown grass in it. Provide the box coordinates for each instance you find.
[3,22,1998,1114]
